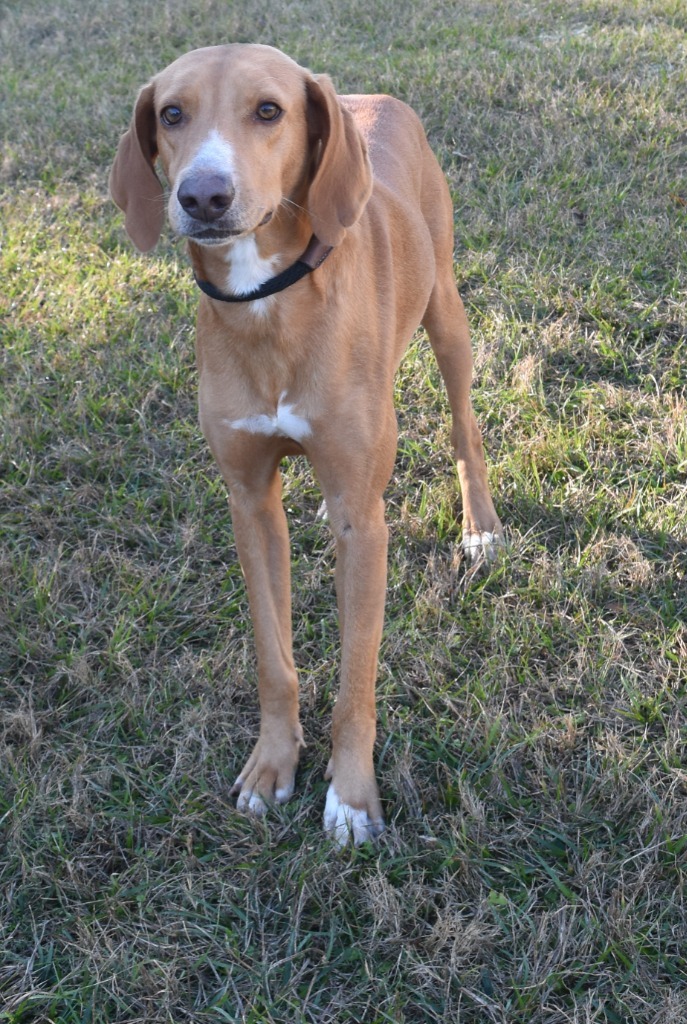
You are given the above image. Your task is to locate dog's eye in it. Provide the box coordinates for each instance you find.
[256,102,282,122]
[161,105,183,126]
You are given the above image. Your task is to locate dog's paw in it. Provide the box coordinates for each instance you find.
[231,728,303,816]
[324,784,385,848]
[232,774,295,816]
[315,499,328,522]
[461,528,504,566]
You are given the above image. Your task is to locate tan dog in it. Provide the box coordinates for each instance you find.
[110,43,502,846]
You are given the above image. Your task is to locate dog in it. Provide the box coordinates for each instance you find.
[110,43,503,846]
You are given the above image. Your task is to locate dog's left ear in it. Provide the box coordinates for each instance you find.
[306,74,373,247]
[109,82,164,252]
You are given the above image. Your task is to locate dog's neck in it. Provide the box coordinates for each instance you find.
[188,209,315,307]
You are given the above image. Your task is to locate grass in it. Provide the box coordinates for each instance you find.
[1,0,686,1021]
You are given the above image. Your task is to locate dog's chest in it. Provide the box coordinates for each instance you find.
[224,392,312,444]
[224,236,277,302]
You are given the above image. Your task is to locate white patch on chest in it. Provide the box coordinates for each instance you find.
[225,392,312,443]
[225,235,278,300]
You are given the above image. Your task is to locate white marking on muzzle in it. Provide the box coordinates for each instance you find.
[170,129,236,233]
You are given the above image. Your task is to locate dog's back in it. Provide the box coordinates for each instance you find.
[343,93,456,267]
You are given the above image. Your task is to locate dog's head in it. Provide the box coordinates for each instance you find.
[109,44,372,252]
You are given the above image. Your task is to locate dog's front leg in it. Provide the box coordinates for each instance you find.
[222,462,305,815]
[324,496,388,846]
[313,414,397,848]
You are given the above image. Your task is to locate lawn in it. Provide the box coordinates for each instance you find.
[1,1,686,1021]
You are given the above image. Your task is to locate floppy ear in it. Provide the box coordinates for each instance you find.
[109,82,164,252]
[306,74,373,247]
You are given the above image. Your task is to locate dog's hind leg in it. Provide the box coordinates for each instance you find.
[421,273,503,564]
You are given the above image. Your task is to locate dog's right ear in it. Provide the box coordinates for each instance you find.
[109,83,164,252]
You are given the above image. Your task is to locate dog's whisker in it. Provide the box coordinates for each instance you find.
[280,196,307,214]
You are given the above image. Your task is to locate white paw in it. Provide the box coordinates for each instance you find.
[236,785,267,815]
[234,776,294,815]
[324,784,385,848]
[275,781,295,803]
[462,530,501,564]
[235,774,294,815]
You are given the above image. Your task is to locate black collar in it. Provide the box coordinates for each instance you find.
[193,235,333,303]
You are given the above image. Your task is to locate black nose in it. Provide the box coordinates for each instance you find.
[177,173,234,222]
